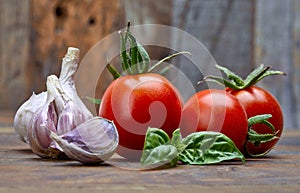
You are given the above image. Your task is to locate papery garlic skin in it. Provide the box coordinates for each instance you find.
[13,92,47,143]
[50,117,119,164]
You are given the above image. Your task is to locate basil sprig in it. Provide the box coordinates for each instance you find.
[140,128,245,168]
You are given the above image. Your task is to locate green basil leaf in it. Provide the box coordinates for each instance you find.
[171,128,187,154]
[141,128,178,167]
[179,131,245,165]
[142,128,170,150]
[141,144,178,167]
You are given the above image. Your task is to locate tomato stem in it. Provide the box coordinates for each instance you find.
[107,21,190,79]
[245,114,279,157]
[202,64,286,90]
[148,51,191,73]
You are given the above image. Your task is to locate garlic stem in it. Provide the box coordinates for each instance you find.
[59,47,80,84]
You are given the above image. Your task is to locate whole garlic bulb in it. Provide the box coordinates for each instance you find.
[14,47,92,143]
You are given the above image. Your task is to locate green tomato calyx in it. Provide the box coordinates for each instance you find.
[202,64,286,90]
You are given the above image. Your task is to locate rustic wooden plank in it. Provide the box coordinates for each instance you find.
[0,0,31,110]
[122,0,173,59]
[254,0,297,129]
[29,0,124,94]
[172,0,254,78]
[170,0,255,101]
[0,0,124,111]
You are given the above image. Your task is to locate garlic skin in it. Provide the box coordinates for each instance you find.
[50,117,119,164]
[13,92,47,143]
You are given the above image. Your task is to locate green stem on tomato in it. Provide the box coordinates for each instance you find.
[119,31,131,74]
[245,114,279,157]
[202,64,286,90]
[108,21,191,79]
[148,51,191,73]
[106,63,120,79]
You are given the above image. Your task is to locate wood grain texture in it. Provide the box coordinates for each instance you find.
[29,0,124,93]
[254,0,299,129]
[173,0,254,77]
[1,125,300,193]
[0,0,31,110]
[171,0,255,100]
[1,0,124,110]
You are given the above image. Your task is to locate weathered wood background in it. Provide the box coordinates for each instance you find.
[0,0,299,129]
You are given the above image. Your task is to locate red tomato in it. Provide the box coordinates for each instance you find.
[226,86,284,155]
[180,89,248,152]
[99,73,183,160]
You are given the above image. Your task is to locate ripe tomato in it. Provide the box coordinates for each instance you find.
[99,73,183,160]
[226,86,284,155]
[180,89,248,152]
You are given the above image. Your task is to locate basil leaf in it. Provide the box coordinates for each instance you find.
[179,131,245,165]
[171,128,187,154]
[141,144,178,167]
[142,128,170,150]
[141,128,178,167]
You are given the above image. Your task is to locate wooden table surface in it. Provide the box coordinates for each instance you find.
[1,111,300,193]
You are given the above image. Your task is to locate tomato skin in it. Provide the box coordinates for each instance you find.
[180,89,248,152]
[98,73,183,160]
[226,86,284,155]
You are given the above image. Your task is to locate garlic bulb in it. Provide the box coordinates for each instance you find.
[13,92,47,143]
[50,117,119,164]
[14,47,92,143]
[15,46,118,163]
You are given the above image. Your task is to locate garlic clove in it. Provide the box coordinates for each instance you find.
[56,103,86,135]
[27,99,59,158]
[50,117,119,164]
[13,92,47,143]
[46,75,90,135]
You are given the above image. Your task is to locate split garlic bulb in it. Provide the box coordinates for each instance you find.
[14,47,92,143]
